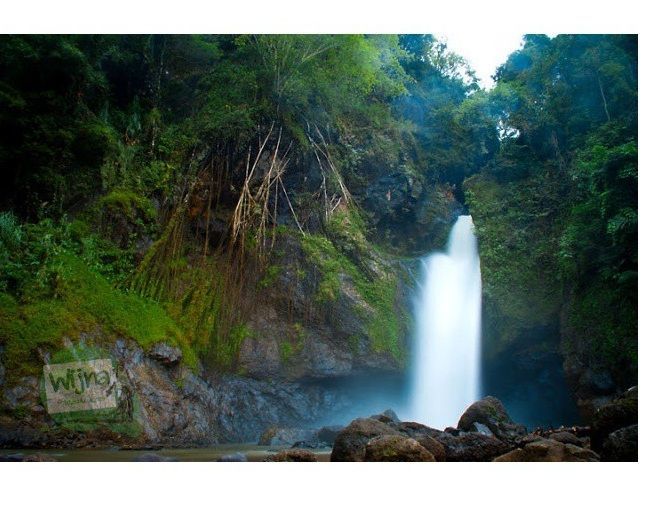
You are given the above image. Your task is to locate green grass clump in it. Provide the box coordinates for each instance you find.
[279,341,294,363]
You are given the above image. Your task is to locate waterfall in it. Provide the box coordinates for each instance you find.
[408,215,482,429]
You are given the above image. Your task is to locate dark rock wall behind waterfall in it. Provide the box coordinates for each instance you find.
[481,315,580,429]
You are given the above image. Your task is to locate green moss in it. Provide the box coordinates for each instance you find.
[280,322,306,364]
[98,188,156,222]
[159,258,251,371]
[58,419,143,438]
[258,264,282,289]
[300,233,344,304]
[215,323,252,369]
[325,207,369,257]
[359,277,405,363]
[0,293,84,379]
[300,231,405,364]
[0,254,197,383]
[274,224,290,236]
[566,279,637,376]
[12,405,30,420]
[465,173,564,356]
[279,341,294,363]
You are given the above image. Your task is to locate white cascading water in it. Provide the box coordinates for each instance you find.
[408,215,482,429]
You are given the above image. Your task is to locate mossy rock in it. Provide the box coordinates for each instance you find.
[0,254,197,384]
[299,230,406,364]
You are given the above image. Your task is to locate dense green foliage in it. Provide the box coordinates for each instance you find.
[465,35,637,385]
[0,213,196,382]
[0,34,478,372]
[0,34,637,393]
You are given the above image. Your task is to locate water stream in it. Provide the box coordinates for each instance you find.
[408,215,482,429]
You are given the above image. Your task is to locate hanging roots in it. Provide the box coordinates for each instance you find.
[229,122,301,267]
[306,122,353,222]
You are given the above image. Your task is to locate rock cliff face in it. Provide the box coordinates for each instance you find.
[466,171,635,427]
[0,336,358,447]
[481,309,580,428]
[237,232,412,381]
[481,289,631,427]
[0,225,422,447]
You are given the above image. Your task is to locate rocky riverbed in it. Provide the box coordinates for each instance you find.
[1,389,637,462]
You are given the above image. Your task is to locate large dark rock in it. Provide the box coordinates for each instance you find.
[601,424,638,461]
[591,387,638,452]
[494,439,599,462]
[394,420,442,438]
[235,232,410,381]
[547,431,587,448]
[433,431,512,462]
[457,396,527,443]
[356,157,462,255]
[211,376,349,443]
[364,435,435,462]
[483,305,581,429]
[331,418,402,462]
[1,334,355,448]
[340,415,510,462]
[413,435,446,461]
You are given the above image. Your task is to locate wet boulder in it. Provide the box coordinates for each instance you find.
[394,420,442,439]
[457,396,527,443]
[414,434,447,461]
[601,424,638,461]
[331,418,402,461]
[433,431,512,462]
[370,409,401,425]
[547,431,587,448]
[591,387,638,453]
[364,435,435,462]
[133,452,178,462]
[494,439,599,462]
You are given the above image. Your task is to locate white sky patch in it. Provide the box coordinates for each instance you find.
[435,32,528,89]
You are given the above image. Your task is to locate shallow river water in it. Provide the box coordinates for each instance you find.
[1,445,333,462]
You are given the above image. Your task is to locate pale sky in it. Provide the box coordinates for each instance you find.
[437,32,528,89]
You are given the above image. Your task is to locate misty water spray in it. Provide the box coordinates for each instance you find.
[409,215,482,429]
